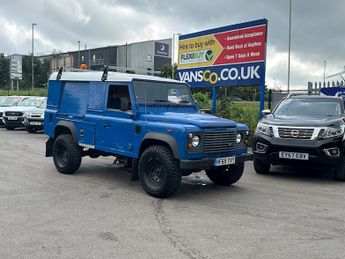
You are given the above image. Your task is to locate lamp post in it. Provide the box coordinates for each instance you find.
[172,33,181,79]
[77,40,81,69]
[31,23,37,92]
[287,0,292,93]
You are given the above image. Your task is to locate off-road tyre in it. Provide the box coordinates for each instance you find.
[139,145,181,198]
[53,134,82,174]
[206,162,244,186]
[253,157,271,174]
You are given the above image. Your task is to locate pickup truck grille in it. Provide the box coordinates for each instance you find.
[203,131,237,153]
[278,127,314,139]
[5,111,23,117]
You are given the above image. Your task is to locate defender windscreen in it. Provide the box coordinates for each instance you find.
[133,80,194,106]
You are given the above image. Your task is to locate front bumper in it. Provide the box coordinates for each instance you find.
[180,153,253,170]
[253,133,344,168]
[23,118,44,128]
[3,116,24,128]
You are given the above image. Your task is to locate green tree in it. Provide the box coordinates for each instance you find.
[160,63,177,79]
[192,92,211,109]
[0,55,10,88]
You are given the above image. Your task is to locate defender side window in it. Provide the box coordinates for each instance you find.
[107,85,131,110]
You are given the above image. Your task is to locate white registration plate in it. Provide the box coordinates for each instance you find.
[279,151,309,160]
[30,122,42,126]
[214,156,235,166]
[8,116,17,120]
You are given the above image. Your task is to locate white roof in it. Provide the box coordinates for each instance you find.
[49,71,182,84]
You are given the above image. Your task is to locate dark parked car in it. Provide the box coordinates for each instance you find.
[253,95,345,181]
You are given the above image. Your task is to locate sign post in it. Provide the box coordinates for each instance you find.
[176,19,267,117]
[10,54,23,91]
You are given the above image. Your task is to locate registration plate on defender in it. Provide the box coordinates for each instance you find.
[214,157,235,166]
[8,116,17,120]
[279,151,309,160]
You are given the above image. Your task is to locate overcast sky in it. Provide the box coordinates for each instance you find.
[0,0,344,89]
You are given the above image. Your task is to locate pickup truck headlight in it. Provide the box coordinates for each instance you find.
[256,122,273,136]
[319,126,345,139]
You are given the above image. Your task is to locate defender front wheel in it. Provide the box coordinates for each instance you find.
[139,145,181,198]
[53,134,82,174]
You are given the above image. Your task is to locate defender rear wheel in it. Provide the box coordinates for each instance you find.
[206,162,244,186]
[139,145,181,198]
[53,134,82,174]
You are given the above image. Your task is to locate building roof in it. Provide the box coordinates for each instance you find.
[49,71,181,83]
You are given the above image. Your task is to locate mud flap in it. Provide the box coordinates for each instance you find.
[46,137,54,157]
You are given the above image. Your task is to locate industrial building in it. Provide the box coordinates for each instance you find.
[48,38,172,76]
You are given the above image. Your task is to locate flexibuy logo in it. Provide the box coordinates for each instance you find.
[205,50,213,61]
[180,49,214,65]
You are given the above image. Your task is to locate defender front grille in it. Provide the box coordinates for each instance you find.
[278,127,314,139]
[203,131,237,153]
[5,111,23,117]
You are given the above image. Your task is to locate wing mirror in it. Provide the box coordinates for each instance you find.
[261,109,271,117]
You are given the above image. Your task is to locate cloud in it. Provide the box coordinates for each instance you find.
[0,0,344,89]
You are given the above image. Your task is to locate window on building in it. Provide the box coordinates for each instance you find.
[92,54,96,60]
[107,85,131,110]
[81,55,84,62]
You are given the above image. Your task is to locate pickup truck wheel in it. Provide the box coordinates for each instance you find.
[253,157,270,174]
[139,145,181,198]
[53,134,82,174]
[206,162,244,186]
[335,163,345,181]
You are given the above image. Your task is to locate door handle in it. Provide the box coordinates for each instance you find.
[103,124,110,128]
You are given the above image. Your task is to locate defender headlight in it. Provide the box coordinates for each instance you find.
[319,126,345,139]
[188,133,201,150]
[236,133,242,143]
[256,122,273,136]
[192,135,200,147]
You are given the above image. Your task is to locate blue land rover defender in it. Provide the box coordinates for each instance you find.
[44,69,252,197]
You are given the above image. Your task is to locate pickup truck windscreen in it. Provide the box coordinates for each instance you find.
[274,99,342,117]
[133,80,194,106]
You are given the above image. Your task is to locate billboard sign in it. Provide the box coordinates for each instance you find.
[177,19,267,87]
[10,54,23,80]
[155,42,169,57]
